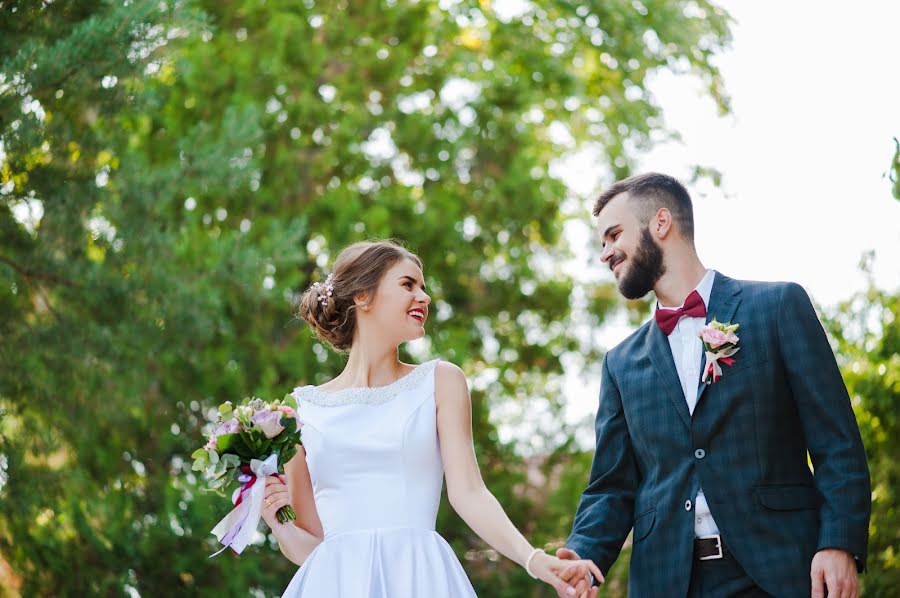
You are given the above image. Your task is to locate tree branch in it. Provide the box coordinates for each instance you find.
[0,255,80,288]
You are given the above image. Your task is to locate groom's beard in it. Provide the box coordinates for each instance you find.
[618,228,666,300]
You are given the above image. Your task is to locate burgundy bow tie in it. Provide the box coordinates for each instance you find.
[655,290,707,335]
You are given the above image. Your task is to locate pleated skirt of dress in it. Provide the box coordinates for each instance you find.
[280,527,477,598]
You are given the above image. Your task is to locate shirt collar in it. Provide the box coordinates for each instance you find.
[656,269,716,311]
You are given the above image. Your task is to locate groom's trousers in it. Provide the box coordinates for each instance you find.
[687,538,772,598]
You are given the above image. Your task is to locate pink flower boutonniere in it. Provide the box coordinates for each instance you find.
[699,319,740,384]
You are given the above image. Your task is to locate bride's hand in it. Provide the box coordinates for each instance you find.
[530,551,602,598]
[261,474,291,528]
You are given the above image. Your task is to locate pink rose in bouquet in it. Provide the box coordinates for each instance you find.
[251,409,285,439]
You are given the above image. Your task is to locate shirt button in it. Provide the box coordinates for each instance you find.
[695,448,706,459]
[697,518,703,524]
[685,500,693,511]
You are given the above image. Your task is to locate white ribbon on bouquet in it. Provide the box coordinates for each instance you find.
[209,453,278,557]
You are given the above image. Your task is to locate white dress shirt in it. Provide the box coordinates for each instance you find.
[656,269,720,538]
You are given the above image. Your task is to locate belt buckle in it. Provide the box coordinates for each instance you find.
[698,534,723,560]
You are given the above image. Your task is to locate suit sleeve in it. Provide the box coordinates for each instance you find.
[565,352,640,575]
[776,282,871,571]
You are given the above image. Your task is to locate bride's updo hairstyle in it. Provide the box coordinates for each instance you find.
[297,240,423,352]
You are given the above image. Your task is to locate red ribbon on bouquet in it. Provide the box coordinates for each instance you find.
[233,465,256,508]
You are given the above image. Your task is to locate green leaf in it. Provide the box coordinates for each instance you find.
[221,453,241,469]
[216,433,253,459]
[258,438,272,456]
[279,445,298,465]
[239,429,271,456]
[283,394,298,410]
[280,416,297,436]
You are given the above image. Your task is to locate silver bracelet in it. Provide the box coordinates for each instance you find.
[524,547,544,579]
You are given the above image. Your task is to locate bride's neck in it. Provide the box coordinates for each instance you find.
[336,343,405,389]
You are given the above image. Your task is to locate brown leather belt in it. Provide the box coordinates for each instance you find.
[694,534,724,560]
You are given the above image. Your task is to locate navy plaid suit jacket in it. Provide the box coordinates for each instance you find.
[566,273,870,598]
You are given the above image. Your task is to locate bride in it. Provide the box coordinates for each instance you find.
[259,240,601,597]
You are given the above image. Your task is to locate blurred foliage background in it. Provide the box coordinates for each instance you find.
[0,0,895,596]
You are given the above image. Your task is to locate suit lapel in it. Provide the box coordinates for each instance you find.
[695,273,742,405]
[648,322,692,428]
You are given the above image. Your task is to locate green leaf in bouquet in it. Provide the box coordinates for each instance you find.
[239,429,266,455]
[192,448,210,471]
[280,416,297,435]
[257,438,272,456]
[221,454,241,469]
[218,401,233,418]
[216,433,253,459]
[209,476,229,490]
[279,444,298,465]
[248,424,264,442]
[212,462,231,479]
[208,450,219,465]
[283,394,298,411]
[212,457,228,478]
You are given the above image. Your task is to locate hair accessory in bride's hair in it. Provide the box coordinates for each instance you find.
[311,273,335,308]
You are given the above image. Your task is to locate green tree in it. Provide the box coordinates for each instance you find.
[0,0,731,595]
[821,256,900,597]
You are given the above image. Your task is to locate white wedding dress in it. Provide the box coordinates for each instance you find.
[281,359,478,597]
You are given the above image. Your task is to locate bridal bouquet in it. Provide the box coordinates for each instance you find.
[192,396,303,556]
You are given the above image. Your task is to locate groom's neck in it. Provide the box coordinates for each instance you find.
[654,248,707,307]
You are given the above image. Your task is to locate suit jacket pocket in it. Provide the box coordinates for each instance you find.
[632,508,656,544]
[755,484,822,511]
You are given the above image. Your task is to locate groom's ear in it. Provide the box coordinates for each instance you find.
[652,207,674,240]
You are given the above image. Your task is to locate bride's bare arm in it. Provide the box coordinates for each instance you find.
[260,449,323,566]
[285,446,324,539]
[435,361,599,596]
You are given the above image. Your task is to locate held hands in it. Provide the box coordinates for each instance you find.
[554,548,604,598]
[261,474,292,528]
[526,550,602,598]
[811,549,859,598]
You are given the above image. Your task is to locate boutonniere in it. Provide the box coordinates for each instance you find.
[698,319,740,384]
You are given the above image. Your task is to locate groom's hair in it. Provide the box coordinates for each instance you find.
[593,173,694,241]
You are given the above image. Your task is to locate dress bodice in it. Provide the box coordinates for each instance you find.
[290,359,443,538]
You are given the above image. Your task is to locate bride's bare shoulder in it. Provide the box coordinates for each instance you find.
[434,361,470,411]
[435,360,466,384]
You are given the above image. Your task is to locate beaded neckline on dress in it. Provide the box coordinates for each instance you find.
[292,359,440,407]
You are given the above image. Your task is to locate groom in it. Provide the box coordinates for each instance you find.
[556,173,870,597]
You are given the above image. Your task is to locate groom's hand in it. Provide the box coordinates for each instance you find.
[811,549,859,598]
[556,548,602,598]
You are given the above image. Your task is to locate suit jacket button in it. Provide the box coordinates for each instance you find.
[685,499,693,511]
[694,448,706,459]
